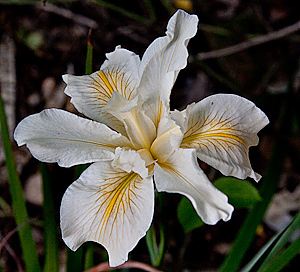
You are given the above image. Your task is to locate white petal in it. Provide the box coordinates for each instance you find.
[138,10,198,104]
[14,109,132,167]
[112,147,148,179]
[60,161,154,267]
[150,116,183,163]
[63,46,140,132]
[180,94,269,181]
[140,97,168,130]
[120,104,157,150]
[154,148,233,225]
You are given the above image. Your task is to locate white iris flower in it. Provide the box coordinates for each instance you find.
[14,10,269,267]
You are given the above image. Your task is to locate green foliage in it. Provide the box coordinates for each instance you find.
[40,163,59,272]
[146,193,166,268]
[241,211,300,272]
[85,30,93,75]
[146,222,165,267]
[177,196,204,232]
[0,91,41,272]
[66,247,84,272]
[214,177,262,209]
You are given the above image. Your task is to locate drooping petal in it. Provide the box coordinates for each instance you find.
[179,94,269,181]
[14,109,132,167]
[154,148,233,225]
[60,160,154,267]
[138,10,198,104]
[63,46,140,133]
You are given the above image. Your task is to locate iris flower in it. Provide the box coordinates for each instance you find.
[14,10,269,267]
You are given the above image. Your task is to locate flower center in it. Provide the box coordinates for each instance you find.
[137,149,155,166]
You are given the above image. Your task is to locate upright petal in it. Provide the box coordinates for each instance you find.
[150,115,183,163]
[154,148,233,225]
[63,46,140,133]
[138,10,198,104]
[118,103,157,150]
[179,94,269,181]
[60,161,154,267]
[14,109,132,167]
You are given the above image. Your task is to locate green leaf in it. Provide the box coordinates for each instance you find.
[40,163,59,272]
[0,89,41,271]
[66,247,84,272]
[84,243,94,270]
[260,234,300,272]
[85,29,93,75]
[214,177,262,209]
[146,194,166,267]
[177,196,204,233]
[241,210,300,272]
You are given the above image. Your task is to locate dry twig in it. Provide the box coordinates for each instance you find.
[37,3,98,29]
[198,19,300,60]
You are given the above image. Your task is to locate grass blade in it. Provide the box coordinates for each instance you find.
[84,243,94,270]
[66,247,83,272]
[0,87,41,271]
[260,235,300,272]
[65,166,87,272]
[40,162,59,272]
[256,210,300,272]
[85,29,93,75]
[241,210,300,272]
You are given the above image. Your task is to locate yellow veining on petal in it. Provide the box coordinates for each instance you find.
[87,66,136,107]
[182,132,246,146]
[181,111,249,150]
[157,100,164,126]
[91,171,140,240]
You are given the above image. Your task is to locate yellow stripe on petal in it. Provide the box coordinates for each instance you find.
[63,46,140,129]
[88,68,136,107]
[181,122,248,149]
[96,172,137,236]
[61,161,154,267]
[179,94,269,181]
